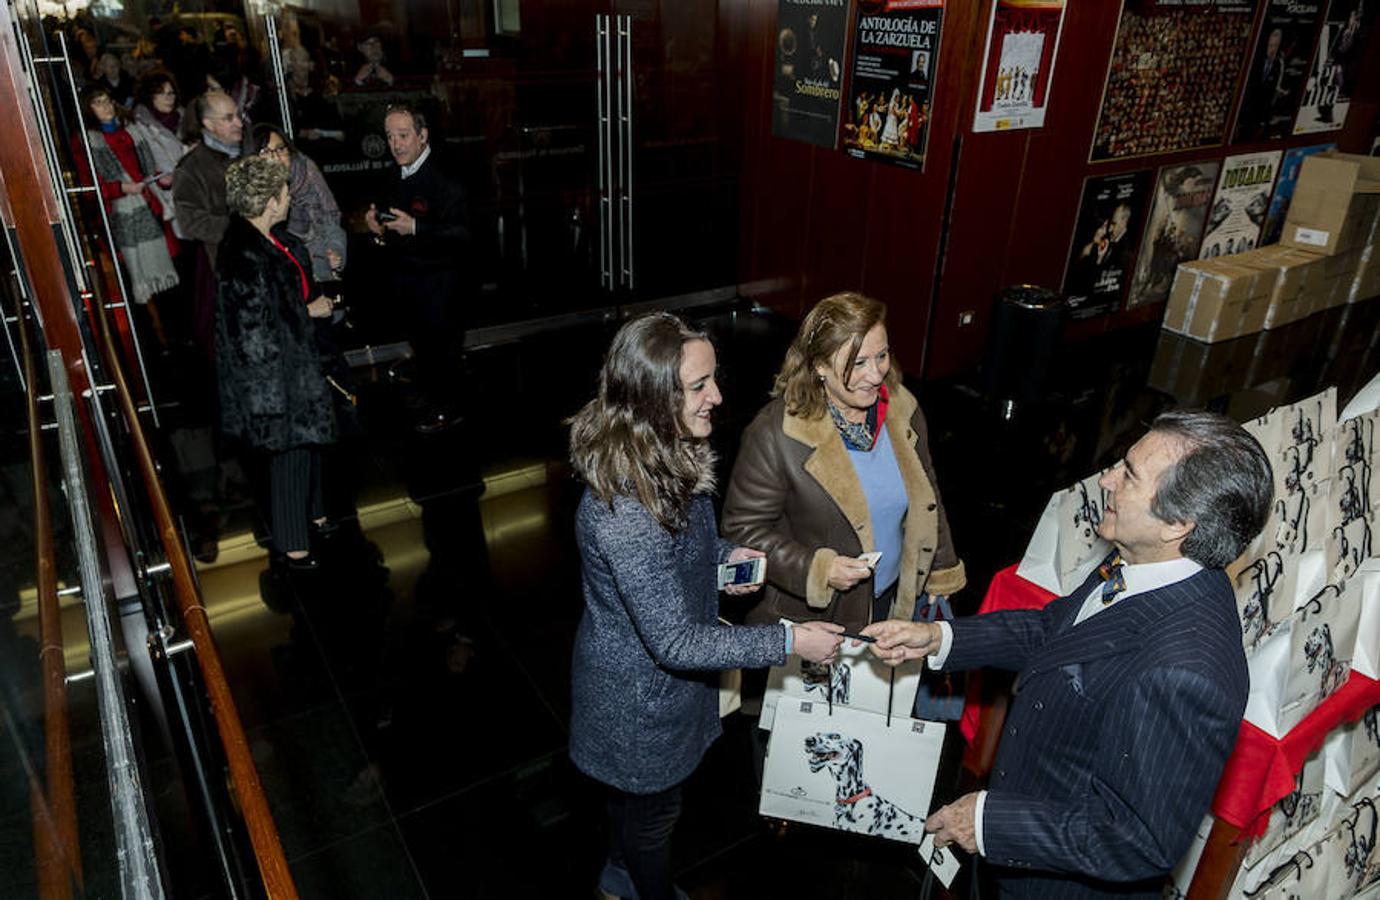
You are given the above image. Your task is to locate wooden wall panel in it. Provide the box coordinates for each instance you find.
[727,0,1380,381]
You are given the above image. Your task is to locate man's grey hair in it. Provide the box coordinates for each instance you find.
[1149,410,1274,568]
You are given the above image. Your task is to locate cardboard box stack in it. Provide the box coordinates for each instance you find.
[1164,152,1380,343]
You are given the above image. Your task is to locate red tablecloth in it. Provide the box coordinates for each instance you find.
[958,564,1057,743]
[956,565,1380,841]
[1212,671,1380,837]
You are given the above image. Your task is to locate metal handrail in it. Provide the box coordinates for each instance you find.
[11,264,81,897]
[81,211,300,899]
[48,351,166,898]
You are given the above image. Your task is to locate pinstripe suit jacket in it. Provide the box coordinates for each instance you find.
[946,566,1247,898]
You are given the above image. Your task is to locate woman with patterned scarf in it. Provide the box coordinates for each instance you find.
[74,84,179,306]
[723,291,967,637]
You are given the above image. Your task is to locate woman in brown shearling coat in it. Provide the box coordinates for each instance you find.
[722,292,965,634]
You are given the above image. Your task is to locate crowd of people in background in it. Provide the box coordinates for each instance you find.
[49,11,470,569]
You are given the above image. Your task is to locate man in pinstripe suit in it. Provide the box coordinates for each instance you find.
[864,411,1272,898]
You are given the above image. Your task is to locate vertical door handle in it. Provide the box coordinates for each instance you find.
[617,15,634,291]
[596,15,614,291]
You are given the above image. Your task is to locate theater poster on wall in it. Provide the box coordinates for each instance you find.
[1062,170,1153,320]
[841,0,944,171]
[1199,150,1283,260]
[1090,0,1256,162]
[972,0,1068,133]
[1126,161,1221,310]
[1261,143,1335,245]
[1294,0,1377,134]
[1232,0,1326,143]
[771,0,849,148]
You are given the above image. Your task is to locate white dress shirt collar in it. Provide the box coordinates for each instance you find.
[400,144,432,180]
[1073,555,1202,627]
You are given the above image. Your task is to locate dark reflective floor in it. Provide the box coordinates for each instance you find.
[6,297,1378,899]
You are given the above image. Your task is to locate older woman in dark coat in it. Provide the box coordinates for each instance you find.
[215,154,338,567]
[569,313,844,900]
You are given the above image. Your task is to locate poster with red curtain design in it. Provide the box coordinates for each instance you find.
[972,0,1067,133]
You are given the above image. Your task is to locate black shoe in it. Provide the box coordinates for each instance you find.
[414,410,464,434]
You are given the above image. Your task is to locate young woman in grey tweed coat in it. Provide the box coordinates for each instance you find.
[569,313,844,900]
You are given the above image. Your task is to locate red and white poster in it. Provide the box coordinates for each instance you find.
[972,0,1068,133]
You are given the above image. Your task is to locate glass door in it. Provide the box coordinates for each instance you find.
[611,0,740,305]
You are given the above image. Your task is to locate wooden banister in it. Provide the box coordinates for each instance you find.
[15,291,81,897]
[82,231,299,899]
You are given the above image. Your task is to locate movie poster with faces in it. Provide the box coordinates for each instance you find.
[1062,170,1153,319]
[1126,161,1220,309]
[772,0,850,148]
[842,0,944,171]
[1295,0,1378,134]
[1090,0,1256,162]
[1261,143,1336,246]
[1198,150,1282,260]
[971,0,1067,133]
[1232,0,1327,143]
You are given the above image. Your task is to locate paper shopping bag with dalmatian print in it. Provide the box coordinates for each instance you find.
[759,620,923,730]
[1272,387,1337,499]
[1336,410,1379,513]
[1246,583,1361,738]
[1349,560,1380,681]
[1015,471,1113,596]
[759,699,944,844]
[1246,838,1337,900]
[1233,541,1326,651]
[1242,749,1325,870]
[1325,708,1380,798]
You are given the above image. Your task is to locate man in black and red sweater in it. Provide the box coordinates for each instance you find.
[366,104,470,434]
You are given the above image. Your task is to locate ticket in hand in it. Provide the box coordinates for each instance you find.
[918,833,960,888]
[860,551,883,568]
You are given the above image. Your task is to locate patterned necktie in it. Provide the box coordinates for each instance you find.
[1098,550,1126,605]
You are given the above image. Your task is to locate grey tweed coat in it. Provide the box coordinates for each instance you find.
[570,489,788,794]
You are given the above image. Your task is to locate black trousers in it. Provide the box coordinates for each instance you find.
[399,267,465,413]
[605,783,682,900]
[269,447,323,553]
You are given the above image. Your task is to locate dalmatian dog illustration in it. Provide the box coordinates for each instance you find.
[1344,800,1378,891]
[1281,790,1319,842]
[1343,417,1373,468]
[1072,480,1103,543]
[1303,623,1347,697]
[1289,409,1319,483]
[800,660,852,706]
[804,731,924,840]
[1339,464,1370,522]
[1332,519,1373,586]
[1274,492,1310,553]
[1239,552,1282,646]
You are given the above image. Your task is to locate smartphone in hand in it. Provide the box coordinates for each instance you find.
[717,557,766,590]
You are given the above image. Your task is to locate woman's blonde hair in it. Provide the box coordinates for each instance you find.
[225,154,289,219]
[569,313,717,531]
[772,291,898,419]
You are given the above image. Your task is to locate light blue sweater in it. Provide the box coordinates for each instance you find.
[846,424,907,596]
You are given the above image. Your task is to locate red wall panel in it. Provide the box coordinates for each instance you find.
[731,0,1380,380]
